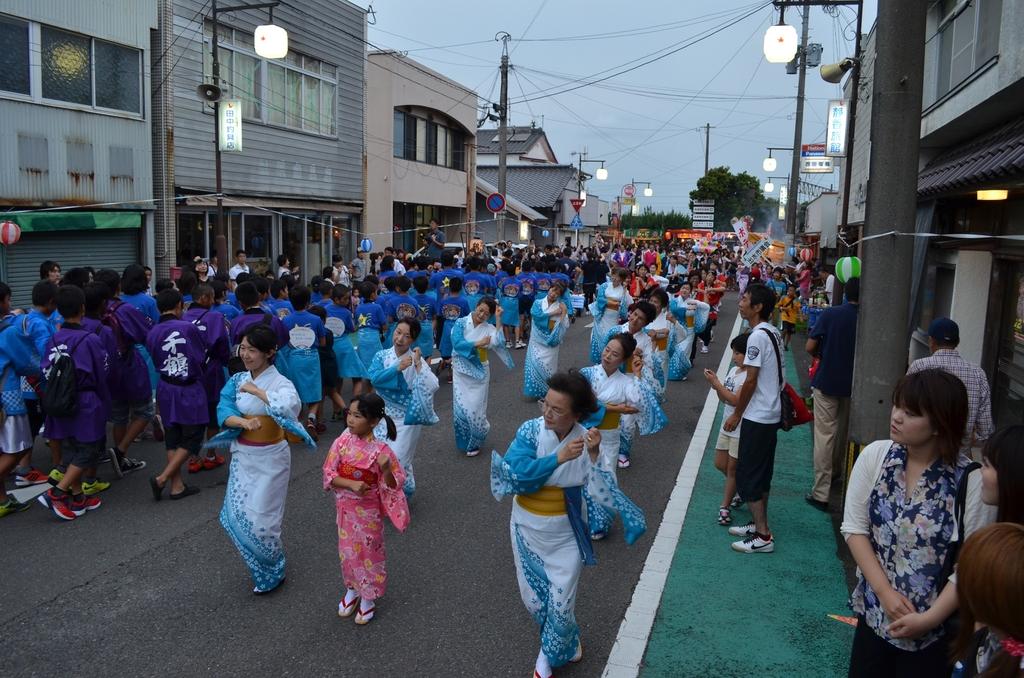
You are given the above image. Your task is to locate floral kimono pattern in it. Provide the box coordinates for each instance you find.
[322,430,410,600]
[523,298,569,399]
[667,297,709,381]
[588,282,630,364]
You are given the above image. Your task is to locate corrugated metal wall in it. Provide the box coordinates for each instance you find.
[170,0,365,203]
[5,229,141,308]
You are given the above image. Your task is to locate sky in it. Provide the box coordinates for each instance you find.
[363,0,878,214]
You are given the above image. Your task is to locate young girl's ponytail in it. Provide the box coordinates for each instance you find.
[382,413,397,441]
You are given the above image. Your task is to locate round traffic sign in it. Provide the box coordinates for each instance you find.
[623,184,636,198]
[486,192,506,214]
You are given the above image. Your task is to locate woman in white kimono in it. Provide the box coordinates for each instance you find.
[644,288,673,402]
[523,282,570,400]
[209,324,316,594]
[604,300,659,469]
[366,319,439,498]
[588,269,631,364]
[667,284,710,382]
[451,298,515,456]
[490,371,646,678]
[581,333,667,539]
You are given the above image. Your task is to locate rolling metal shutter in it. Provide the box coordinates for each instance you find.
[3,229,140,308]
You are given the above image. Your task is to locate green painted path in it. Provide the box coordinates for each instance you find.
[641,357,854,678]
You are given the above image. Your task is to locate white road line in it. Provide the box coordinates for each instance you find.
[602,312,743,678]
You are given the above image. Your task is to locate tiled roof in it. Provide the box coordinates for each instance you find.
[918,115,1024,196]
[476,126,546,155]
[475,176,547,222]
[477,165,577,210]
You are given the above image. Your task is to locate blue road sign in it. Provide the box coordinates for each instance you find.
[569,214,584,230]
[486,192,506,214]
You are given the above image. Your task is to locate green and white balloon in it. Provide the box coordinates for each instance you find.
[836,256,862,283]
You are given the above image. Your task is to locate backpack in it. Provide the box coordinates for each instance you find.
[227,313,272,375]
[41,333,88,418]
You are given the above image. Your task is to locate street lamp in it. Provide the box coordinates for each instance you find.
[595,166,608,181]
[763,156,777,172]
[764,181,775,193]
[764,175,787,194]
[643,185,653,197]
[209,0,287,269]
[763,11,798,64]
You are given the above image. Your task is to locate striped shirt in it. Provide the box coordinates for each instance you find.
[907,349,994,451]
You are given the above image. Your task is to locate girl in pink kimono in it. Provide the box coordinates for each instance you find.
[322,393,410,625]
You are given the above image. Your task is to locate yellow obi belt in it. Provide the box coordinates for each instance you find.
[606,299,621,311]
[477,347,489,363]
[238,415,304,445]
[598,409,622,430]
[516,485,566,516]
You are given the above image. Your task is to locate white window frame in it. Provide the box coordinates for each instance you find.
[0,17,144,120]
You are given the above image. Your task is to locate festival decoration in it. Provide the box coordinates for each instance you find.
[0,220,21,246]
[799,248,814,262]
[835,256,862,283]
[359,238,373,253]
[542,229,550,237]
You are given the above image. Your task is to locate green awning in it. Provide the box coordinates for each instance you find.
[7,211,142,232]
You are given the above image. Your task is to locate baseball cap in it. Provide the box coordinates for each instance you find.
[928,317,959,344]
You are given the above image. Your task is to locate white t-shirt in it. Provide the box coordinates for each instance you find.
[719,366,748,439]
[742,321,783,424]
[228,263,249,281]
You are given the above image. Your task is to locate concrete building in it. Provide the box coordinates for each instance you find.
[0,1,157,305]
[364,51,476,254]
[803,192,839,250]
[154,0,365,279]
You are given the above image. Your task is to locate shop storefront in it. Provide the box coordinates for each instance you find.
[177,197,359,279]
[391,203,465,254]
[990,257,1024,427]
[1,211,145,307]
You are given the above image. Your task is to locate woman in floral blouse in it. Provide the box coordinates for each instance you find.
[841,368,992,676]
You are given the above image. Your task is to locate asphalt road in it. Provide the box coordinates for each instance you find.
[1,296,738,678]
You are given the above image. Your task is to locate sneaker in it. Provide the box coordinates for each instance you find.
[465,448,480,457]
[202,454,225,471]
[515,340,527,349]
[730,494,744,509]
[804,494,829,512]
[728,521,756,537]
[70,494,102,516]
[700,346,709,354]
[47,467,65,485]
[731,533,775,554]
[37,489,76,521]
[107,448,125,479]
[590,531,607,541]
[505,341,513,349]
[81,479,111,495]
[0,498,31,517]
[14,468,50,487]
[187,457,204,474]
[119,456,146,474]
[617,455,631,469]
[717,506,732,525]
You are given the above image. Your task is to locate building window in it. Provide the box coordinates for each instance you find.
[935,0,1002,99]
[392,110,467,170]
[35,25,143,113]
[205,24,337,136]
[0,16,30,95]
[95,39,142,113]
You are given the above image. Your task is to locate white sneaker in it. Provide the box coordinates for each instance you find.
[731,533,775,553]
[728,521,755,537]
[700,346,709,354]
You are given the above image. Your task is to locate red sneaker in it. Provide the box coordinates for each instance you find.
[187,457,204,474]
[37,489,76,521]
[70,495,102,516]
[202,454,225,470]
[14,468,50,487]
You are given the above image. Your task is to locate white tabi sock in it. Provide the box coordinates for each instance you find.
[534,649,552,678]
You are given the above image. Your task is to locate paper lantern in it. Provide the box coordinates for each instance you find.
[836,256,862,283]
[0,220,21,246]
[254,24,288,59]
[787,246,796,257]
[359,238,373,253]
[542,229,550,237]
[764,24,798,64]
[799,248,814,262]
[692,244,701,253]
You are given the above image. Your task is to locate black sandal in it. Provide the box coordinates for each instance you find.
[149,476,163,501]
[169,485,200,500]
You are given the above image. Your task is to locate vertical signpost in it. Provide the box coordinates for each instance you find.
[691,198,715,230]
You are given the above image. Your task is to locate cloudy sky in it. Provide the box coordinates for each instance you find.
[364,0,878,213]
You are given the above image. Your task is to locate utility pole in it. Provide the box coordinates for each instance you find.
[496,32,511,243]
[786,5,809,240]
[848,2,928,447]
[703,123,711,175]
[211,0,227,271]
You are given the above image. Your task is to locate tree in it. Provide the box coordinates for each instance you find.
[619,210,693,231]
[689,166,765,231]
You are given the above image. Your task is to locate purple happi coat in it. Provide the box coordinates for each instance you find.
[230,308,289,349]
[41,324,111,443]
[81,316,120,391]
[108,299,153,402]
[145,317,208,427]
[183,306,230,408]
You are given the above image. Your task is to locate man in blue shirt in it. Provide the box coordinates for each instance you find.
[425,219,446,261]
[804,277,859,511]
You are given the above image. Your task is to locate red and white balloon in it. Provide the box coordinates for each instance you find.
[0,221,21,246]
[799,248,814,263]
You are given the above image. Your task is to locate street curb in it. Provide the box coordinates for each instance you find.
[601,312,743,678]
